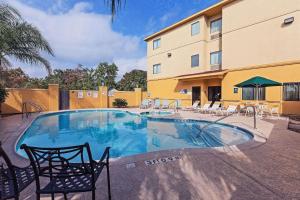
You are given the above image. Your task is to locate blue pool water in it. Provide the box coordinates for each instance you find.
[16,110,253,159]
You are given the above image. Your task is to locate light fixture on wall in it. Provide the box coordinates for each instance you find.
[283,17,294,25]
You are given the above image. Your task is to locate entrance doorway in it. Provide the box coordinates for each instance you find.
[192,87,201,105]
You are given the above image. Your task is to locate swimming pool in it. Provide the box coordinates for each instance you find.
[16,110,253,159]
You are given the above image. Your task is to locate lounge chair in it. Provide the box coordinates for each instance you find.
[182,101,199,111]
[140,99,149,109]
[0,142,35,200]
[161,100,169,109]
[215,105,238,116]
[197,103,211,113]
[270,106,280,118]
[153,99,161,109]
[207,103,221,114]
[21,143,111,200]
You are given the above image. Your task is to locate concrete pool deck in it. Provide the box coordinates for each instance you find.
[0,109,299,199]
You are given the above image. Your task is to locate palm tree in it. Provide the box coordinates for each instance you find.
[0,4,54,74]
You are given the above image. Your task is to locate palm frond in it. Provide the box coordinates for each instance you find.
[0,3,54,74]
[9,51,52,74]
[0,4,21,25]
[105,0,125,22]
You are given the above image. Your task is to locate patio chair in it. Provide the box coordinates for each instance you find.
[153,99,161,109]
[207,102,221,114]
[182,101,199,111]
[270,106,280,118]
[197,103,211,113]
[161,100,169,109]
[245,106,255,116]
[215,105,238,116]
[140,99,149,109]
[21,143,111,200]
[0,142,35,200]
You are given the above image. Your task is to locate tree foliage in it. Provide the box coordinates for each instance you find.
[0,83,8,104]
[1,63,147,92]
[117,69,147,91]
[0,3,54,73]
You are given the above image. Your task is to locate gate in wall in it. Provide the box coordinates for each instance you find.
[59,90,70,110]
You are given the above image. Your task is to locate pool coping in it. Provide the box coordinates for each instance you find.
[13,108,267,162]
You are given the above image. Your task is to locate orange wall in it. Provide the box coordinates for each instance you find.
[2,86,58,114]
[109,91,137,107]
[2,85,148,113]
[69,90,102,110]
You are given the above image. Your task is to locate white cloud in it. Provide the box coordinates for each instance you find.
[7,0,146,78]
[114,57,146,80]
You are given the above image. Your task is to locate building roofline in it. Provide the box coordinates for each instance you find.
[144,0,235,41]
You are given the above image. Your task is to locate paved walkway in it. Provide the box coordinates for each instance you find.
[0,110,299,200]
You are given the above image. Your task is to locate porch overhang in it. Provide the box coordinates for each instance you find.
[174,70,228,82]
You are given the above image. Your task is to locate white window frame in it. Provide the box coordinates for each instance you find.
[210,18,222,34]
[191,54,199,67]
[153,38,161,49]
[210,51,222,66]
[153,64,161,74]
[191,21,200,36]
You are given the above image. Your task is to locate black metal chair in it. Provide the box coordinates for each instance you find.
[21,143,111,200]
[0,142,35,200]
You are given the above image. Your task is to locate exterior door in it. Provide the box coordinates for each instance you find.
[59,90,70,110]
[192,87,201,105]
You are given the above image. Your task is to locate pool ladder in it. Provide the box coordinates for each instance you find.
[22,101,44,119]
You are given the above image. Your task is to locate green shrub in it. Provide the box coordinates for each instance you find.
[113,98,128,108]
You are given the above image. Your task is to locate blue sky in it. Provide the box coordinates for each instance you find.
[7,0,220,78]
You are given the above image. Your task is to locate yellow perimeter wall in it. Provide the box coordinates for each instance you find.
[2,85,146,114]
[2,84,59,114]
[147,62,300,115]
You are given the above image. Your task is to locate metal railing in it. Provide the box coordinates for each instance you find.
[22,101,44,119]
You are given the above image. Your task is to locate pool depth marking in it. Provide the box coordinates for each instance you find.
[144,155,181,166]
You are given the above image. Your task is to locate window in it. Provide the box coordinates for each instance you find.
[210,18,222,34]
[191,21,200,36]
[283,82,300,101]
[208,86,222,101]
[210,51,222,66]
[153,38,161,49]
[191,54,199,67]
[153,64,161,74]
[242,87,265,100]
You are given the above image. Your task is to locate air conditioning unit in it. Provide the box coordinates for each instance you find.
[211,65,221,71]
[211,33,222,40]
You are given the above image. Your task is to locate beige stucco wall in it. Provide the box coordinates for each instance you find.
[147,14,222,80]
[222,0,300,69]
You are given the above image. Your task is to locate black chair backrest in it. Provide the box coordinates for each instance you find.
[20,143,95,189]
[0,142,19,198]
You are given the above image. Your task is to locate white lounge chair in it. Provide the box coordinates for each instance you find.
[216,105,237,116]
[270,106,280,118]
[207,103,221,114]
[197,103,211,113]
[140,99,149,109]
[153,99,161,109]
[182,101,199,111]
[161,100,169,109]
